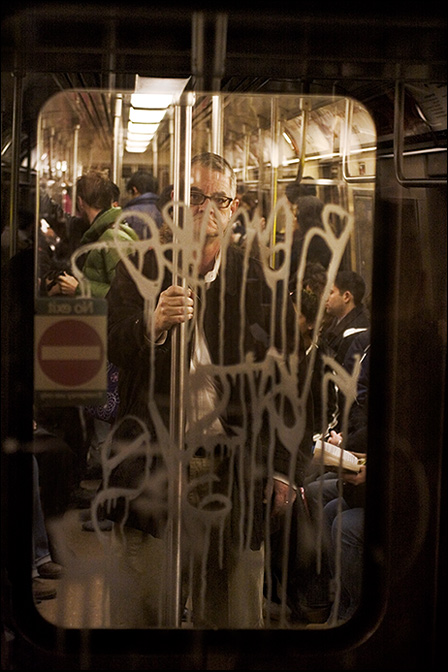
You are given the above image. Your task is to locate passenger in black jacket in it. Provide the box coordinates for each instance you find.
[292,337,370,624]
[321,270,370,366]
[103,152,313,628]
[320,270,370,432]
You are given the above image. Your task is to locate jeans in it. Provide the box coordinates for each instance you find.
[324,498,364,621]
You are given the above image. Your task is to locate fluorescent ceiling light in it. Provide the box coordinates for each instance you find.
[125,145,148,154]
[126,136,150,146]
[134,75,190,102]
[126,138,150,148]
[126,134,153,145]
[127,121,159,135]
[130,93,174,109]
[129,108,166,124]
[125,77,190,152]
[126,140,150,152]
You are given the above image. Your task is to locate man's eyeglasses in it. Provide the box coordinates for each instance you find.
[190,189,233,209]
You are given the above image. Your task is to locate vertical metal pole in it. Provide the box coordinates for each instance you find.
[8,69,24,259]
[270,97,280,268]
[71,124,80,216]
[112,94,123,185]
[165,95,192,627]
[342,98,373,183]
[152,136,158,179]
[169,115,175,184]
[191,12,205,92]
[192,12,227,93]
[212,13,228,92]
[297,98,309,184]
[35,109,44,296]
[49,128,55,180]
[243,128,249,183]
[107,18,117,93]
[211,95,223,155]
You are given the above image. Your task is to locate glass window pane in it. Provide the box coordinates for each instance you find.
[34,89,376,630]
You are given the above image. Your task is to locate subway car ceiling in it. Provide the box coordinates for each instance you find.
[32,90,379,175]
[1,5,447,171]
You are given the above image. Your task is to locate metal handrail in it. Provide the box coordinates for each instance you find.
[394,80,446,188]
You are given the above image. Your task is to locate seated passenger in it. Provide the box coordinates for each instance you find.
[297,341,370,623]
[321,270,370,367]
[320,270,370,432]
[323,464,366,623]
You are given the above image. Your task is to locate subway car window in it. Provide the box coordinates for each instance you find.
[29,87,376,630]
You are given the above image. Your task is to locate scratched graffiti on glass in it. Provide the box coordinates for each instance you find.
[58,195,361,628]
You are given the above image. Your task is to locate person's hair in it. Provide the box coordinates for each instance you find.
[241,191,259,211]
[335,270,366,306]
[300,288,319,325]
[303,261,327,297]
[285,176,317,204]
[111,182,120,204]
[296,195,324,232]
[126,170,159,195]
[191,152,237,198]
[76,171,114,210]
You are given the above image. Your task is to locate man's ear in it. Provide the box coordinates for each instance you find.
[230,198,240,214]
[77,195,85,213]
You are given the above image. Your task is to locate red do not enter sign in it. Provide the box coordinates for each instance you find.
[37,318,104,387]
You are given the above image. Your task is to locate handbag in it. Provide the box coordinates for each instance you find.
[84,360,120,423]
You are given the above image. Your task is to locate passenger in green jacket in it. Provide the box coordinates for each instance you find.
[46,170,138,298]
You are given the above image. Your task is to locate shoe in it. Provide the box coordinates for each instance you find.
[82,518,113,532]
[37,561,63,580]
[33,578,57,602]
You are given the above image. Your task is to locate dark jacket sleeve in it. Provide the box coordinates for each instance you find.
[106,253,165,370]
